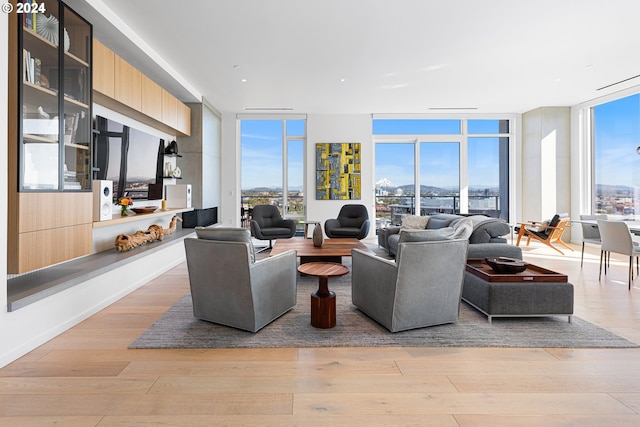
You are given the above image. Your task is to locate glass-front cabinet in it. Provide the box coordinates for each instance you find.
[18,0,92,191]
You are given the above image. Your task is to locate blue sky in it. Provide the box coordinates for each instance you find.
[240,108,640,193]
[594,94,640,187]
[241,120,304,190]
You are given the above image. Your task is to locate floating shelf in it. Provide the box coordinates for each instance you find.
[93,207,193,228]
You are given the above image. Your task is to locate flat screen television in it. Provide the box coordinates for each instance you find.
[93,115,163,200]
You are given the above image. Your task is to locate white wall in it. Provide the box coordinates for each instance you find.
[306,114,374,238]
[521,107,572,227]
[218,113,374,237]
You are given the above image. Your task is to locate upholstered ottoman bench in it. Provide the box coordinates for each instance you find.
[462,259,574,323]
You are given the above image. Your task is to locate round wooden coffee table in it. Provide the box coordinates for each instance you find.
[297,262,349,328]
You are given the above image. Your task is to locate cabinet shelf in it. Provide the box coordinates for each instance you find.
[24,133,57,143]
[17,2,92,193]
[65,142,89,150]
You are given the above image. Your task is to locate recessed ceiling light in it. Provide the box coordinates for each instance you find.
[241,79,247,83]
[340,78,346,82]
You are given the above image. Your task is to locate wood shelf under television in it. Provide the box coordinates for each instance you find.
[92,207,193,228]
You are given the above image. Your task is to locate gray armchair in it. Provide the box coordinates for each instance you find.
[324,204,370,239]
[184,227,297,332]
[352,239,468,332]
[250,204,297,250]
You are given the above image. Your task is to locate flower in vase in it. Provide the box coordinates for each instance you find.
[116,197,133,216]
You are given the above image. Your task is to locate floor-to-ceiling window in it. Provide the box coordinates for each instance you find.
[373,118,511,231]
[592,94,640,216]
[375,142,415,228]
[467,119,510,218]
[240,117,307,230]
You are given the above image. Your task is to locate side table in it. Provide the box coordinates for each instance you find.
[297,262,349,328]
[303,221,320,239]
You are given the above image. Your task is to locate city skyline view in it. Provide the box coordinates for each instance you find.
[240,106,640,217]
[594,93,640,215]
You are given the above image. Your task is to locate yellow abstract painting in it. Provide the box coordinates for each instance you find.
[316,142,361,200]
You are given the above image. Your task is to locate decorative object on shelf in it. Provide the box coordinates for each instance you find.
[312,223,324,247]
[484,257,529,274]
[115,197,133,217]
[132,206,158,214]
[36,106,49,119]
[164,140,178,154]
[161,199,167,211]
[35,14,70,51]
[172,166,182,178]
[114,215,182,252]
[164,161,173,177]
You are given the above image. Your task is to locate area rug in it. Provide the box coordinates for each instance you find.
[130,262,638,349]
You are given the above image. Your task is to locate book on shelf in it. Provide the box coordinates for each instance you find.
[25,9,32,30]
[64,113,79,144]
[22,49,42,86]
[33,57,41,85]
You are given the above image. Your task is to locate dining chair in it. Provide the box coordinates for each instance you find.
[597,219,640,290]
[579,214,607,267]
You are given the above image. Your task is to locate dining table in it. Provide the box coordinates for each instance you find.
[572,218,640,236]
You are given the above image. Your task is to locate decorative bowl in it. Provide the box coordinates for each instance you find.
[484,257,528,274]
[132,206,158,214]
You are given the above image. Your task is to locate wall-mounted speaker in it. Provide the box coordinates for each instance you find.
[165,184,192,209]
[93,180,113,221]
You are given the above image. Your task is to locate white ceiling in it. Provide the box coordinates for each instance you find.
[67,0,640,114]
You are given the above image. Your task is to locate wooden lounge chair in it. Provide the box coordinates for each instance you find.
[515,213,573,254]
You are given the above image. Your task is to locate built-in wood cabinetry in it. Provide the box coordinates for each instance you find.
[177,102,192,136]
[8,0,93,273]
[93,39,114,97]
[162,88,178,130]
[92,40,191,136]
[9,193,93,273]
[141,74,162,122]
[114,55,142,111]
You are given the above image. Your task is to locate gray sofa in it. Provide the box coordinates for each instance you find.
[380,214,518,259]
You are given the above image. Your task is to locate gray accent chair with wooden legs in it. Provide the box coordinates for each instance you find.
[351,238,469,332]
[184,227,297,332]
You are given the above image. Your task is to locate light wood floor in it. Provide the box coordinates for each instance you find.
[3,240,640,426]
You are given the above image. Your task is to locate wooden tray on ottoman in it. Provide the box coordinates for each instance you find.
[466,259,568,282]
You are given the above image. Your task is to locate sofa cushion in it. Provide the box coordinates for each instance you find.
[426,214,461,229]
[195,227,256,263]
[395,219,472,259]
[401,214,430,230]
[457,216,511,244]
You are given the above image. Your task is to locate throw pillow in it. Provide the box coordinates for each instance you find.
[400,214,429,230]
[451,218,473,240]
[195,227,256,263]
